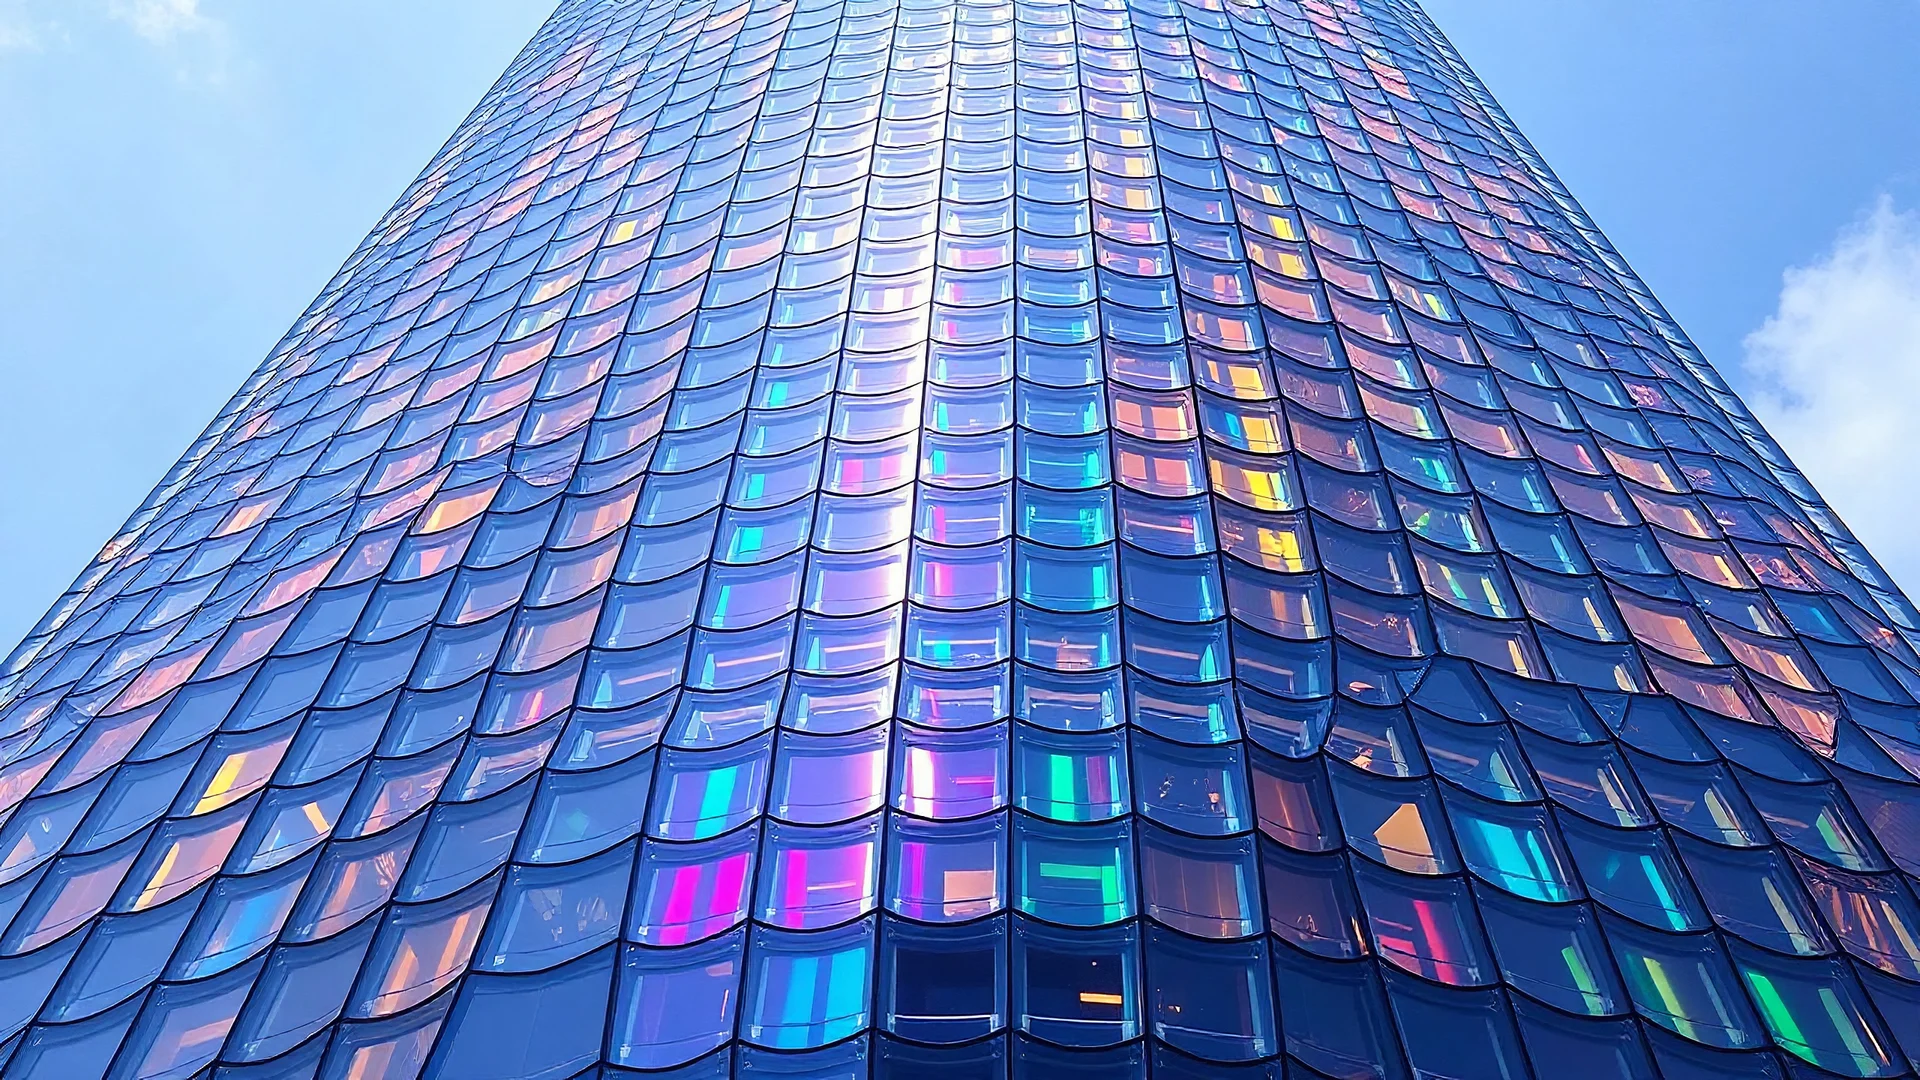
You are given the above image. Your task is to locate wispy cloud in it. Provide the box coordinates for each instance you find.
[102,0,231,83]
[106,0,211,42]
[0,0,218,55]
[1742,196,1920,593]
[0,0,50,50]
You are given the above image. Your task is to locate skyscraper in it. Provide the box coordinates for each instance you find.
[3,0,1919,1076]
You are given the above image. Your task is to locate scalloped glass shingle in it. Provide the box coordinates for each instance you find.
[4,0,1920,1076]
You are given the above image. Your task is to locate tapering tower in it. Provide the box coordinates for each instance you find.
[2,0,1918,1077]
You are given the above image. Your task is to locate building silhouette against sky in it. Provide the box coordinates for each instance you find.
[1,0,1918,1076]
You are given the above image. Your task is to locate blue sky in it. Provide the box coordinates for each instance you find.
[2,0,1918,651]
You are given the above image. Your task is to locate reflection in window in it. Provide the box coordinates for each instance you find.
[741,918,874,1049]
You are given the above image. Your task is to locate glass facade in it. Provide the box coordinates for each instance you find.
[3,0,1919,1075]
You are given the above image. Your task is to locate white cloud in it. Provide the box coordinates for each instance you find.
[0,24,37,50]
[0,0,48,49]
[101,0,231,84]
[1742,196,1920,593]
[106,0,210,41]
[0,0,217,54]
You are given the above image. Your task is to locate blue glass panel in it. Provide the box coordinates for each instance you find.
[609,932,744,1069]
[427,947,615,1080]
[879,916,1007,1044]
[1271,946,1408,1080]
[1011,918,1140,1048]
[740,918,875,1050]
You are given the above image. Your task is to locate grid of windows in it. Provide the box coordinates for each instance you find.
[2,0,1919,1076]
